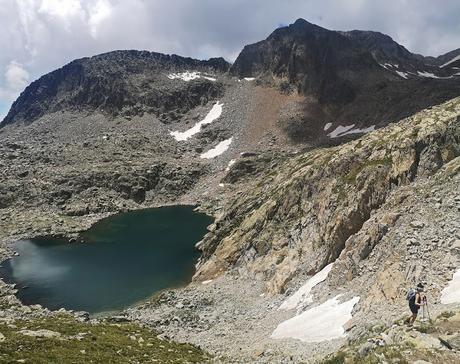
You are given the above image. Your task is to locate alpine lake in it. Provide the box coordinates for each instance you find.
[0,206,213,314]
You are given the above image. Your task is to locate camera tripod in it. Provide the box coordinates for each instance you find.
[420,296,431,321]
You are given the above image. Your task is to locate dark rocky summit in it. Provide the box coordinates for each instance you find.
[2,50,229,126]
[231,19,460,142]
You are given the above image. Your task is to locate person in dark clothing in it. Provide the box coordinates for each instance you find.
[407,283,424,326]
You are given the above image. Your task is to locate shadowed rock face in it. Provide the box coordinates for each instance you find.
[230,19,460,143]
[1,50,229,126]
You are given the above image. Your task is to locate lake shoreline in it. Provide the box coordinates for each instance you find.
[0,205,213,314]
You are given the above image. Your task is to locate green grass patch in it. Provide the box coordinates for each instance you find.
[0,315,210,364]
[438,311,455,319]
[343,157,392,185]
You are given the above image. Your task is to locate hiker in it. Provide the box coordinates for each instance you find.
[406,283,425,325]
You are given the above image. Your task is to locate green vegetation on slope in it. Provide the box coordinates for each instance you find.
[0,314,210,364]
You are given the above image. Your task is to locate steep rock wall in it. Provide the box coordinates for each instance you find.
[195,97,460,293]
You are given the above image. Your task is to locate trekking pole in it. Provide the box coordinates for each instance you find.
[425,299,431,321]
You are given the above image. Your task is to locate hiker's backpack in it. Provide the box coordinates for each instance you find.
[406,288,416,301]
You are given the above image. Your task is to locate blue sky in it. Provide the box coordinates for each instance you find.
[1,0,459,122]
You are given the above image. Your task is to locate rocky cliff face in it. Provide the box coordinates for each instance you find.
[195,97,460,295]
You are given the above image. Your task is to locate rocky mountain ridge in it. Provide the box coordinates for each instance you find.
[2,50,229,126]
[2,19,460,146]
[231,19,460,142]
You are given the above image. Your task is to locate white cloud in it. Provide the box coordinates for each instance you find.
[38,0,84,21]
[88,0,112,38]
[0,61,30,103]
[6,61,30,92]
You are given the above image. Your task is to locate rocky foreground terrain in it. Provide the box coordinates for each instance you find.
[1,19,460,363]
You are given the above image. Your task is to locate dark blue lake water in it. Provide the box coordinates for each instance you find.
[0,206,212,314]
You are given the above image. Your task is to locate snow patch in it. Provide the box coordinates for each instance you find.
[203,76,217,81]
[202,280,213,285]
[340,125,375,137]
[328,124,355,138]
[200,138,233,159]
[225,159,236,171]
[170,102,223,141]
[244,77,255,81]
[271,296,360,343]
[323,122,332,131]
[440,269,460,304]
[395,71,409,79]
[167,71,216,82]
[440,55,460,68]
[279,263,334,311]
[379,63,399,70]
[417,71,452,79]
[328,124,375,138]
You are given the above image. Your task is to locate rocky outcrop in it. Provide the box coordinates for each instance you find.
[195,97,460,293]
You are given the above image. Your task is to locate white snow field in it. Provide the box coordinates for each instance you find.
[271,296,360,343]
[328,124,375,138]
[170,102,223,141]
[167,71,216,82]
[417,71,452,79]
[200,138,233,159]
[323,122,332,131]
[440,269,460,304]
[226,159,236,171]
[328,124,355,138]
[339,125,375,137]
[440,55,460,68]
[395,70,409,79]
[279,263,334,311]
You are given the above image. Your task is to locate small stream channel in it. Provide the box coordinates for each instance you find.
[0,206,213,314]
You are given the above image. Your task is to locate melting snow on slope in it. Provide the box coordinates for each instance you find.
[440,269,460,304]
[170,102,223,141]
[200,138,233,159]
[167,71,217,82]
[395,71,409,79]
[328,124,375,138]
[271,296,360,343]
[328,124,355,138]
[279,263,334,311]
[379,63,399,70]
[226,159,236,171]
[244,77,255,81]
[323,122,332,131]
[378,63,410,79]
[340,125,375,137]
[440,55,460,68]
[417,71,452,79]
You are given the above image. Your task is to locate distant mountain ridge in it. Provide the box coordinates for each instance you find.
[230,19,460,141]
[2,18,460,146]
[1,50,229,126]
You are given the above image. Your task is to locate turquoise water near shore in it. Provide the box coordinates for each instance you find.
[0,206,212,314]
